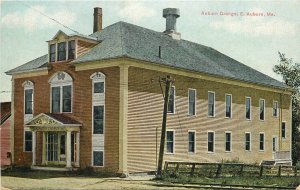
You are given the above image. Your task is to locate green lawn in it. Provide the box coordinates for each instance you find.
[161,174,300,188]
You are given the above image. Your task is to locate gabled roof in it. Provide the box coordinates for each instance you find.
[25,113,81,126]
[6,21,287,89]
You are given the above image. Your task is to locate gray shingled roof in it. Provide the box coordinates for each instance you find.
[6,54,48,74]
[6,21,287,89]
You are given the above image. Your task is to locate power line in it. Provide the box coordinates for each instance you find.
[17,0,80,34]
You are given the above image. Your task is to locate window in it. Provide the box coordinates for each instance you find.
[24,130,32,152]
[259,99,265,120]
[188,89,196,115]
[245,97,251,120]
[245,133,251,151]
[208,131,214,152]
[68,40,75,60]
[94,82,104,93]
[225,94,232,118]
[93,106,104,134]
[272,137,277,152]
[166,130,174,153]
[57,42,66,61]
[225,132,231,152]
[50,44,56,62]
[208,92,215,117]
[51,85,72,113]
[273,101,278,117]
[188,131,195,153]
[168,86,175,113]
[93,151,103,166]
[259,133,265,151]
[281,122,286,138]
[25,89,33,114]
[50,72,73,113]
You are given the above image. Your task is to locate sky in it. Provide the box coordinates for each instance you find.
[0,0,299,102]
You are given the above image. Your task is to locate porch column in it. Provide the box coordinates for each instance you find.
[76,132,80,167]
[42,132,46,165]
[32,131,36,166]
[66,130,71,168]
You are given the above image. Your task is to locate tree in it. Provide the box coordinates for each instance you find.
[273,52,300,165]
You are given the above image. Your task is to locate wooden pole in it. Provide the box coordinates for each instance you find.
[156,75,173,178]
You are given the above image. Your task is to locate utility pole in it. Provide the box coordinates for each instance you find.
[157,75,174,178]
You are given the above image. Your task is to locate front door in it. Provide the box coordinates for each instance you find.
[46,132,66,164]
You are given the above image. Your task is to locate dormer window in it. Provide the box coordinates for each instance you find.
[68,40,75,60]
[58,42,66,61]
[50,44,56,62]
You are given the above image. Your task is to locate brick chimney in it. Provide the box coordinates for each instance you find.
[163,8,181,40]
[93,7,102,33]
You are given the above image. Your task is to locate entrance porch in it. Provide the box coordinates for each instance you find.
[25,113,82,169]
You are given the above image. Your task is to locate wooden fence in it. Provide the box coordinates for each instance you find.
[164,161,298,177]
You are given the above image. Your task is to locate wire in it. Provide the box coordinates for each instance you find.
[16,0,80,34]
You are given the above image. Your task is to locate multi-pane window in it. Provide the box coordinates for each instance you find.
[25,89,33,114]
[208,92,215,117]
[168,86,175,113]
[57,42,66,61]
[68,40,75,60]
[94,82,104,93]
[281,122,286,138]
[93,151,104,166]
[188,131,195,153]
[24,130,32,152]
[225,94,232,118]
[208,132,214,152]
[273,101,278,117]
[166,130,174,153]
[245,133,251,151]
[51,85,72,113]
[50,44,56,62]
[259,99,265,120]
[225,132,231,152]
[245,97,251,120]
[188,89,196,115]
[93,106,104,134]
[259,133,265,151]
[62,86,71,112]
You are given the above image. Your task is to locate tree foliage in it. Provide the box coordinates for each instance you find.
[273,52,300,165]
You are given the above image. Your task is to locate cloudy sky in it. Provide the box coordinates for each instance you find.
[1,0,299,102]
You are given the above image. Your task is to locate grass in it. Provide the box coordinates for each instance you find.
[161,173,300,188]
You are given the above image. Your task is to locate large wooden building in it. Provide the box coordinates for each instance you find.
[6,8,292,175]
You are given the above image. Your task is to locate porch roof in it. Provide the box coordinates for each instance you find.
[25,113,81,131]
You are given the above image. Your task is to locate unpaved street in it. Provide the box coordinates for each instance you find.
[1,175,200,190]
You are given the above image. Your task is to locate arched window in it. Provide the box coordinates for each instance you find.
[49,72,73,113]
[90,72,105,167]
[22,80,34,116]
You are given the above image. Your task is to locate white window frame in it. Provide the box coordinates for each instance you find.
[166,129,175,154]
[48,39,77,62]
[273,101,279,117]
[207,131,215,153]
[225,131,232,152]
[208,91,215,117]
[281,121,286,139]
[188,130,196,153]
[188,88,196,116]
[225,94,232,118]
[167,86,176,114]
[92,105,105,134]
[49,72,73,113]
[92,150,104,167]
[23,127,32,152]
[22,80,34,122]
[245,97,251,120]
[259,99,265,121]
[259,132,265,151]
[245,132,251,151]
[49,43,57,62]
